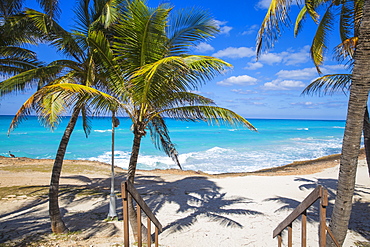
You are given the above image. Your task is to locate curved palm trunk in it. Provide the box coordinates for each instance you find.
[363,107,370,176]
[49,108,80,233]
[328,1,370,245]
[126,125,151,242]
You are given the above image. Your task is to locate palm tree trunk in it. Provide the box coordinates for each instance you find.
[328,1,370,245]
[126,126,151,242]
[363,107,370,176]
[49,108,80,233]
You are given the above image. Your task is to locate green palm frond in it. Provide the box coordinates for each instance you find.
[25,9,84,61]
[0,65,62,96]
[167,7,219,55]
[310,4,335,73]
[339,0,355,42]
[256,0,294,57]
[81,106,92,137]
[160,105,256,131]
[148,116,182,169]
[302,73,351,96]
[37,0,61,19]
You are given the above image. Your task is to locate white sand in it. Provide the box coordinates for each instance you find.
[0,157,369,246]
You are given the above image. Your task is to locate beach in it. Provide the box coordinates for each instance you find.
[0,154,369,246]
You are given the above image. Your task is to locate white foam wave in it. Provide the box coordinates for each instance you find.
[297,128,309,131]
[94,129,112,133]
[81,138,343,174]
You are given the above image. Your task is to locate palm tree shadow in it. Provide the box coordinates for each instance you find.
[264,177,370,242]
[133,175,263,233]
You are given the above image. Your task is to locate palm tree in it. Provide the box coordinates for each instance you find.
[1,0,122,233]
[257,0,370,245]
[103,0,256,240]
[0,0,60,19]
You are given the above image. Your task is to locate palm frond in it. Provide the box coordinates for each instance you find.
[167,7,219,55]
[148,116,182,169]
[81,106,92,137]
[256,0,294,57]
[310,4,335,73]
[159,105,256,131]
[339,0,355,42]
[302,73,351,96]
[0,65,62,96]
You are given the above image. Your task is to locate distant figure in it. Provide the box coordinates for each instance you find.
[8,151,15,158]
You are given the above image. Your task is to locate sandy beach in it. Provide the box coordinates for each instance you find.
[0,154,369,246]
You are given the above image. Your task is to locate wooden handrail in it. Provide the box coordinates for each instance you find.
[273,185,340,247]
[121,181,163,247]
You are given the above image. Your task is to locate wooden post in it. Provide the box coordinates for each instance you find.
[319,187,328,247]
[302,210,307,247]
[155,227,159,247]
[147,217,151,247]
[278,234,282,247]
[137,205,142,247]
[288,223,293,247]
[122,182,129,247]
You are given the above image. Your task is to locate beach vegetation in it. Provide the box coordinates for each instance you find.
[0,0,122,234]
[257,0,370,245]
[100,0,256,240]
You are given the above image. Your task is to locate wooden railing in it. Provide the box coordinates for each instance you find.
[273,185,340,247]
[121,181,163,247]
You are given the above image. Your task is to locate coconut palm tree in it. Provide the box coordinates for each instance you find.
[257,0,370,245]
[0,0,60,19]
[1,0,123,233]
[101,0,256,240]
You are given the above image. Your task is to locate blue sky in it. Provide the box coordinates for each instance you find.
[0,0,350,120]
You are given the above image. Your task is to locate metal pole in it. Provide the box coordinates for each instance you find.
[108,112,119,219]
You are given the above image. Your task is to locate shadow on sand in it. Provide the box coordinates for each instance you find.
[0,172,262,245]
[265,177,370,242]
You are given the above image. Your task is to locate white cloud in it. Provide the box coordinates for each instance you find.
[214,20,233,35]
[195,42,214,53]
[217,75,258,86]
[242,24,259,35]
[283,45,310,65]
[261,79,305,90]
[212,47,255,58]
[244,61,263,70]
[259,53,283,65]
[276,67,319,80]
[231,89,258,94]
[256,0,302,9]
[258,46,310,65]
[256,0,272,9]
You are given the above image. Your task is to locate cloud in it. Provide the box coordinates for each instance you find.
[256,0,302,9]
[244,61,264,70]
[195,42,214,53]
[231,89,259,94]
[259,46,310,65]
[276,67,319,80]
[217,75,258,86]
[259,53,283,65]
[242,24,259,35]
[261,79,305,90]
[212,47,255,58]
[214,20,233,35]
[256,0,272,9]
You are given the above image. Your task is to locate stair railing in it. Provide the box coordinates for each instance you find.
[273,185,340,247]
[121,180,163,247]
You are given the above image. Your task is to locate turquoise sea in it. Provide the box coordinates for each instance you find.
[0,115,346,174]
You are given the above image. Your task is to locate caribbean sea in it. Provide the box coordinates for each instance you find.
[0,115,346,174]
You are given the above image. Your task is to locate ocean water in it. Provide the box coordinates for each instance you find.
[0,115,346,174]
